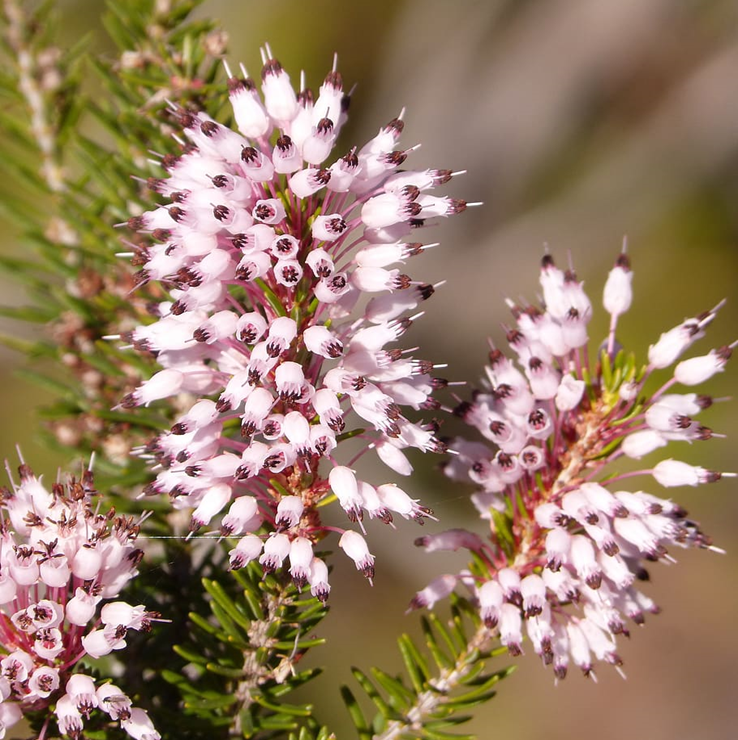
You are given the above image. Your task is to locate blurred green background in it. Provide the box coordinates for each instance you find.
[1,1,737,738]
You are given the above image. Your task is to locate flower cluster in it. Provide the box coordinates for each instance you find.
[118,48,469,593]
[0,458,159,739]
[411,249,734,679]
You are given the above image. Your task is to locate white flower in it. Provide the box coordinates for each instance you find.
[121,707,161,740]
[0,456,156,737]
[338,530,375,581]
[602,250,633,317]
[119,49,471,593]
[411,251,732,680]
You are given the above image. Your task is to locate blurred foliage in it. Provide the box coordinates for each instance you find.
[163,564,331,739]
[0,0,238,492]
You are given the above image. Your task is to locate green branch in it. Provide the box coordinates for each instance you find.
[164,559,333,740]
[344,597,514,740]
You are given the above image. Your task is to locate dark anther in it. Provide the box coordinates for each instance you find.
[231,233,248,249]
[496,453,514,470]
[453,401,473,419]
[385,117,404,135]
[151,228,171,242]
[528,409,546,430]
[297,87,314,106]
[507,329,524,346]
[401,185,420,202]
[280,265,299,284]
[176,110,196,129]
[168,206,186,223]
[276,134,293,152]
[201,120,219,137]
[341,150,358,168]
[161,153,179,171]
[492,383,513,400]
[316,117,334,134]
[403,202,423,218]
[212,204,230,221]
[383,151,407,167]
[241,146,258,164]
[489,419,506,436]
[254,204,274,220]
[324,70,343,89]
[261,58,283,79]
[417,283,435,301]
[431,169,453,185]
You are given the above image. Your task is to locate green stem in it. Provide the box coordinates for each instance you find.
[373,624,497,740]
[254,278,288,317]
[229,577,301,738]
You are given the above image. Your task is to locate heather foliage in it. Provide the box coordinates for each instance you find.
[0,2,733,739]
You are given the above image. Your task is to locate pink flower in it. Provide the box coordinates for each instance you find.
[119,48,470,590]
[0,456,157,737]
[412,249,733,680]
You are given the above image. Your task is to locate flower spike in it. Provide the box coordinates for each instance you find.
[119,51,470,592]
[414,249,732,681]
[0,456,158,739]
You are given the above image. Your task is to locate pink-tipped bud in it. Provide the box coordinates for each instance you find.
[275,496,304,530]
[338,530,375,580]
[674,347,731,386]
[229,534,264,570]
[308,557,330,603]
[652,459,720,487]
[603,253,632,317]
[259,533,291,572]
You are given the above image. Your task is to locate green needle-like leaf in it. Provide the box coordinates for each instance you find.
[398,633,431,692]
[350,668,393,718]
[339,685,371,739]
[203,578,253,631]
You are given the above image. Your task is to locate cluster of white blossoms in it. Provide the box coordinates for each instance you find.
[117,47,468,594]
[0,459,159,739]
[411,249,734,679]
